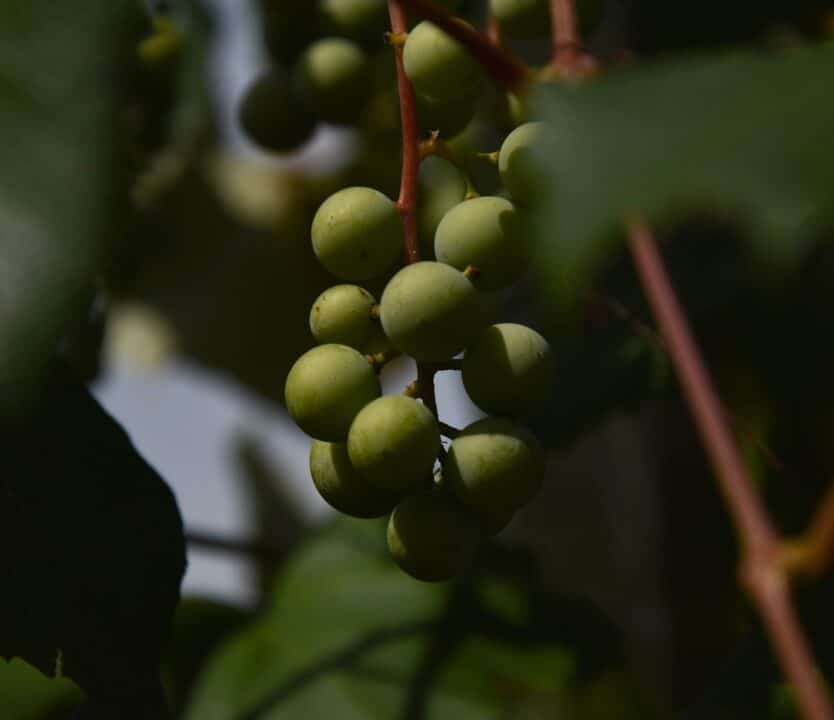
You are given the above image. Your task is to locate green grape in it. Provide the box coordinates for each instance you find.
[380,261,483,361]
[348,396,440,493]
[309,284,383,351]
[490,0,549,37]
[434,196,526,291]
[285,344,380,440]
[237,70,316,153]
[387,488,481,581]
[418,156,468,260]
[444,418,545,529]
[293,38,370,125]
[319,0,388,45]
[415,89,477,140]
[403,21,479,101]
[498,121,558,205]
[462,323,554,415]
[311,186,403,281]
[310,440,399,518]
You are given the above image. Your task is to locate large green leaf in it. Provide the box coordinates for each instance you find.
[185,519,632,720]
[0,1,139,414]
[529,41,834,313]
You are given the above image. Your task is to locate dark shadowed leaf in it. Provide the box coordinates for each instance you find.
[529,42,834,313]
[0,366,186,716]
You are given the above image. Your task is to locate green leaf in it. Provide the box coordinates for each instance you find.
[0,0,142,414]
[185,519,628,720]
[529,42,834,313]
[0,367,186,714]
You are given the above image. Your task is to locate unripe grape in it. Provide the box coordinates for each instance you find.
[498,121,558,205]
[312,187,403,281]
[415,90,476,140]
[434,197,526,291]
[462,323,554,415]
[309,285,381,351]
[444,418,545,529]
[348,396,440,493]
[294,38,369,125]
[238,70,316,153]
[387,488,481,582]
[319,0,388,44]
[380,262,483,361]
[418,156,468,259]
[310,440,399,518]
[403,21,479,102]
[285,344,380,440]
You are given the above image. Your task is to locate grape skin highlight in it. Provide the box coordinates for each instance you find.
[285,344,380,441]
[312,186,403,281]
[403,21,479,102]
[380,261,483,361]
[348,396,440,494]
[434,196,526,291]
[444,418,545,529]
[462,323,554,415]
[309,284,380,351]
[310,440,399,518]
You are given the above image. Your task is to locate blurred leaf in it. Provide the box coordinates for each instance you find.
[0,0,140,414]
[0,658,83,720]
[530,42,834,313]
[0,366,185,715]
[185,519,636,719]
[162,598,253,718]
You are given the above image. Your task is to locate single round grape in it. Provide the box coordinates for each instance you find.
[319,0,387,44]
[418,156,468,259]
[293,38,369,125]
[462,323,554,415]
[238,70,316,153]
[310,440,399,518]
[444,418,545,528]
[380,262,483,361]
[403,21,479,101]
[387,488,481,582]
[498,121,558,205]
[434,196,526,291]
[348,395,440,493]
[415,89,476,140]
[490,0,549,37]
[285,344,380,441]
[309,284,380,351]
[311,186,403,281]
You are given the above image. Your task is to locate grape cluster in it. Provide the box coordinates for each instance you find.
[241,1,563,582]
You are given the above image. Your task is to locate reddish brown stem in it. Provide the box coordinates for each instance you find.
[551,0,580,65]
[487,12,502,46]
[784,482,834,578]
[627,220,833,720]
[388,1,421,264]
[396,0,530,91]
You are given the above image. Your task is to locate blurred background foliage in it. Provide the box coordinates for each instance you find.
[1,0,833,718]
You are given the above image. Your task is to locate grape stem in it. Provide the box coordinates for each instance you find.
[395,0,531,92]
[388,1,421,264]
[550,0,579,67]
[627,220,834,720]
[782,481,834,578]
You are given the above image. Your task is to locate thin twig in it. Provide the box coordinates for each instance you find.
[626,220,833,720]
[186,530,287,564]
[550,0,579,66]
[783,482,834,579]
[397,0,530,91]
